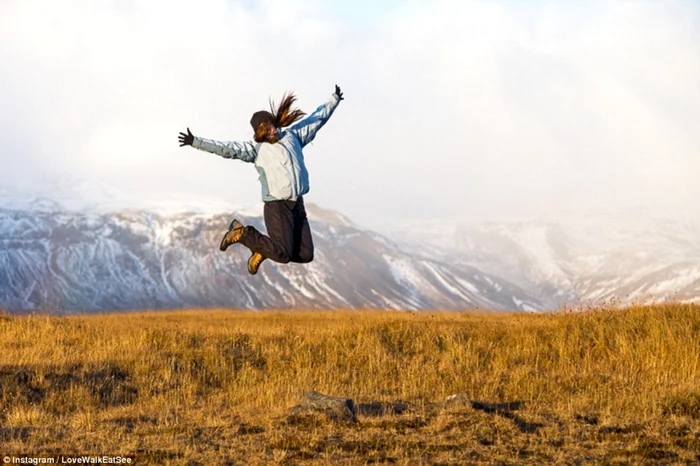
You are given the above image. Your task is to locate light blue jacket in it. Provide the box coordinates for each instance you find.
[193,93,341,202]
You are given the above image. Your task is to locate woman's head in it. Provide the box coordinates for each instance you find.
[251,111,277,143]
[250,92,306,143]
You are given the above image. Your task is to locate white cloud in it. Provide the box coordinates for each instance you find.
[1,0,698,225]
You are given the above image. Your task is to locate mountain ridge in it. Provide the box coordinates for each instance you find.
[2,201,698,314]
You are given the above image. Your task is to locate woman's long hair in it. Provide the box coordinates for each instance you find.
[253,92,306,143]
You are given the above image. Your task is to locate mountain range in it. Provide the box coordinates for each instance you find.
[1,201,698,313]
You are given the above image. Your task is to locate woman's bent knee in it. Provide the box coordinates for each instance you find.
[296,252,314,264]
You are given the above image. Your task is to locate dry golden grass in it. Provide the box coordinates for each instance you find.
[1,304,699,464]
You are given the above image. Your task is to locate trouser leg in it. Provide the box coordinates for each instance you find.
[239,200,295,263]
[291,197,314,263]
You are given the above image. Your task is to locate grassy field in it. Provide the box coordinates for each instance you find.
[1,304,699,464]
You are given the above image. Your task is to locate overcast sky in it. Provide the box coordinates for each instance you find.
[1,0,698,226]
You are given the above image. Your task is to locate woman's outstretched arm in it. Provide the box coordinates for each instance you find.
[289,85,343,148]
[178,127,258,163]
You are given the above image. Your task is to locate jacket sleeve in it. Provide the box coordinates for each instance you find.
[288,93,341,148]
[192,137,258,163]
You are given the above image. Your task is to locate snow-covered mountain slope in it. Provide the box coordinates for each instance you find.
[0,206,542,313]
[380,215,700,307]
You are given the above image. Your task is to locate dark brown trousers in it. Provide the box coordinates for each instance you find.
[239,196,314,264]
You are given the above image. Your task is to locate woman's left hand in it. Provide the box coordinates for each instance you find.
[335,84,344,101]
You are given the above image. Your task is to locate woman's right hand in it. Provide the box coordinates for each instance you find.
[178,128,194,147]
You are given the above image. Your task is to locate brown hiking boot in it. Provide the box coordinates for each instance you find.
[247,252,266,275]
[219,219,245,252]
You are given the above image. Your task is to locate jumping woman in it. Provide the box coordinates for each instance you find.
[178,85,344,275]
